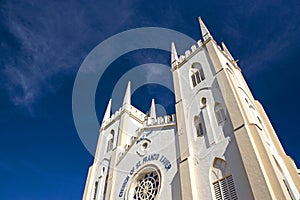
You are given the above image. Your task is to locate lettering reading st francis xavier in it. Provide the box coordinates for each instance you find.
[118,153,171,197]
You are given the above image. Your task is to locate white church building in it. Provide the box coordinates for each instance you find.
[82,18,300,200]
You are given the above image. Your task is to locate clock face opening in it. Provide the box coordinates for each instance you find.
[127,166,161,200]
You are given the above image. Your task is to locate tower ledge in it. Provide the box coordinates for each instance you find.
[171,38,240,72]
[101,104,146,131]
[171,39,204,71]
[115,113,177,165]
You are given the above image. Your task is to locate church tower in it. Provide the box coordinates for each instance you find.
[172,17,300,199]
[82,18,300,200]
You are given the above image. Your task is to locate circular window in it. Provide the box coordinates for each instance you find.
[127,166,161,200]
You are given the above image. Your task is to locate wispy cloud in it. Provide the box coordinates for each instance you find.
[3,65,38,107]
[0,0,134,113]
[220,0,300,76]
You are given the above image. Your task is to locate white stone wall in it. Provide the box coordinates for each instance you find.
[172,40,257,199]
[110,126,179,200]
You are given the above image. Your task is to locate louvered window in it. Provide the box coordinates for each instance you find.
[211,158,238,200]
[213,175,237,200]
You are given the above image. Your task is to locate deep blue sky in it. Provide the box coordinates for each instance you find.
[1,0,300,199]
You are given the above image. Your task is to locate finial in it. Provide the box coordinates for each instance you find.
[149,99,156,119]
[101,99,112,126]
[221,42,234,61]
[198,17,212,41]
[171,42,179,64]
[103,98,112,121]
[122,81,131,106]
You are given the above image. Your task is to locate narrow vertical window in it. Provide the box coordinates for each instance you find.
[195,71,201,83]
[211,158,238,200]
[200,67,205,80]
[103,173,109,198]
[215,103,226,125]
[194,114,206,137]
[191,75,197,87]
[106,130,114,152]
[93,181,99,200]
[198,122,204,136]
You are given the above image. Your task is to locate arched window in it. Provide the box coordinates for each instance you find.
[215,103,226,125]
[190,63,205,87]
[211,158,237,200]
[106,130,114,152]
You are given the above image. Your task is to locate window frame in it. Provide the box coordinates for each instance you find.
[215,103,226,125]
[211,158,238,200]
[190,62,205,88]
[106,130,115,152]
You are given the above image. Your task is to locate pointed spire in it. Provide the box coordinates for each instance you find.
[221,42,234,61]
[122,81,131,106]
[149,99,156,119]
[171,42,179,64]
[103,99,112,122]
[198,17,212,41]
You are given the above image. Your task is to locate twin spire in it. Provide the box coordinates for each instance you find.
[101,81,131,125]
[149,98,157,119]
[101,81,157,125]
[171,42,179,64]
[221,42,234,61]
[171,17,212,64]
[122,81,131,106]
[103,18,226,125]
[198,17,212,41]
[103,98,112,122]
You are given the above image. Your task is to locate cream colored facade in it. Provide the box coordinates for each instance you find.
[82,18,300,200]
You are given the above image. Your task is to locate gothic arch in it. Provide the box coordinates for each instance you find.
[210,158,238,200]
[190,62,205,87]
[214,103,226,125]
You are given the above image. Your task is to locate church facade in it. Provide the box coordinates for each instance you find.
[82,18,300,200]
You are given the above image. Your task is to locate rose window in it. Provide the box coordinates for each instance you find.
[133,171,160,200]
